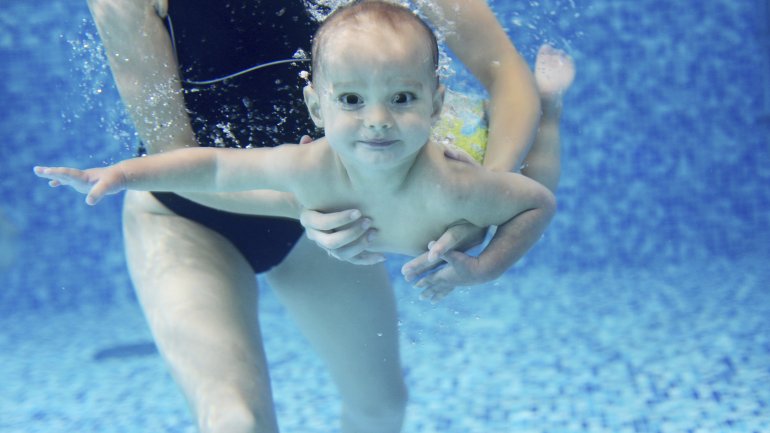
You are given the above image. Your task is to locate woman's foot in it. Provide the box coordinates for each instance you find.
[534,44,575,110]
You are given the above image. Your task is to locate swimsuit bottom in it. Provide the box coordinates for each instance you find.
[151,192,303,274]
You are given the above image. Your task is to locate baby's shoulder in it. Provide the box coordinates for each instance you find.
[275,139,333,176]
[433,152,517,210]
[414,154,481,214]
[279,139,341,195]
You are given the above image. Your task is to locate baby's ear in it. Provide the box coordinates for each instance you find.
[303,84,324,128]
[431,84,446,122]
[154,0,169,18]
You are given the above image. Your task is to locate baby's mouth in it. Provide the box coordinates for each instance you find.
[359,139,398,148]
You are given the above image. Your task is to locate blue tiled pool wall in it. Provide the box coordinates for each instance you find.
[1,0,769,312]
[492,0,770,270]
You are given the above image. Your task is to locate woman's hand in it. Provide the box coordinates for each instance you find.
[442,144,482,166]
[300,208,386,265]
[297,134,386,265]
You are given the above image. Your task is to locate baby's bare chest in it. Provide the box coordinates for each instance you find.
[363,200,451,255]
[301,185,461,256]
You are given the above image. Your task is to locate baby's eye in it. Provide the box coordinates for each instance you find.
[338,93,363,107]
[392,92,416,105]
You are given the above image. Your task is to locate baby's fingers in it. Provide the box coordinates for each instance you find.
[402,229,467,281]
[417,281,455,304]
[414,269,457,303]
[34,165,106,198]
[34,166,59,182]
[33,166,49,177]
[35,166,70,178]
[423,286,453,303]
[85,181,110,205]
[34,166,87,185]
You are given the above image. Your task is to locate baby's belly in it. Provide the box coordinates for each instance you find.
[367,220,448,257]
[298,193,456,257]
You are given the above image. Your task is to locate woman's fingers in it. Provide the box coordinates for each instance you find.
[300,208,385,264]
[300,208,362,232]
[320,230,386,264]
[304,215,370,251]
[320,226,376,260]
[442,144,481,166]
[339,251,386,266]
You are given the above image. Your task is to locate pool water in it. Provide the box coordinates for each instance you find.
[1,1,769,432]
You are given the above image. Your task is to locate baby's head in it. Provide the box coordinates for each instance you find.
[310,0,439,88]
[304,1,445,168]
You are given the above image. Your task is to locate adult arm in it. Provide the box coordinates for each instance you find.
[400,0,543,276]
[87,0,302,217]
[418,0,541,172]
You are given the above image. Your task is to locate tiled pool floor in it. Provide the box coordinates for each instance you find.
[2,256,769,433]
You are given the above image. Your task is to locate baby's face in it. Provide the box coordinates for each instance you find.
[312,20,442,169]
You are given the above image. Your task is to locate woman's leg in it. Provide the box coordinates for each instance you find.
[267,236,407,433]
[521,44,575,193]
[122,191,278,433]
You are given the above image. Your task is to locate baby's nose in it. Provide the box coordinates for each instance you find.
[364,104,393,129]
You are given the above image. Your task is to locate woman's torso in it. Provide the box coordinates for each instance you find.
[141,1,320,274]
[167,0,319,148]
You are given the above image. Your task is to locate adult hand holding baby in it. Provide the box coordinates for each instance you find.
[302,205,489,301]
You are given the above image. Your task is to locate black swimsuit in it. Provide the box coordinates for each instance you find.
[152,0,319,273]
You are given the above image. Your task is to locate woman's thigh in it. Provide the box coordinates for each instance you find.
[266,236,406,412]
[122,191,279,432]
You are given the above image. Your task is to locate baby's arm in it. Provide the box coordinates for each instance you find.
[415,171,555,302]
[467,195,554,280]
[34,146,302,205]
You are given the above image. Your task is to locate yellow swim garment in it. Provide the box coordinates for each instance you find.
[431,89,488,164]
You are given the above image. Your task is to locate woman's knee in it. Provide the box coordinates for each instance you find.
[344,384,408,432]
[196,390,278,433]
[198,406,258,433]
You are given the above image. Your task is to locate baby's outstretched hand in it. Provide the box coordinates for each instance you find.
[33,165,126,205]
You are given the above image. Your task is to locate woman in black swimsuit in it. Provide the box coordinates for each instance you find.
[149,0,317,273]
[87,0,544,431]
